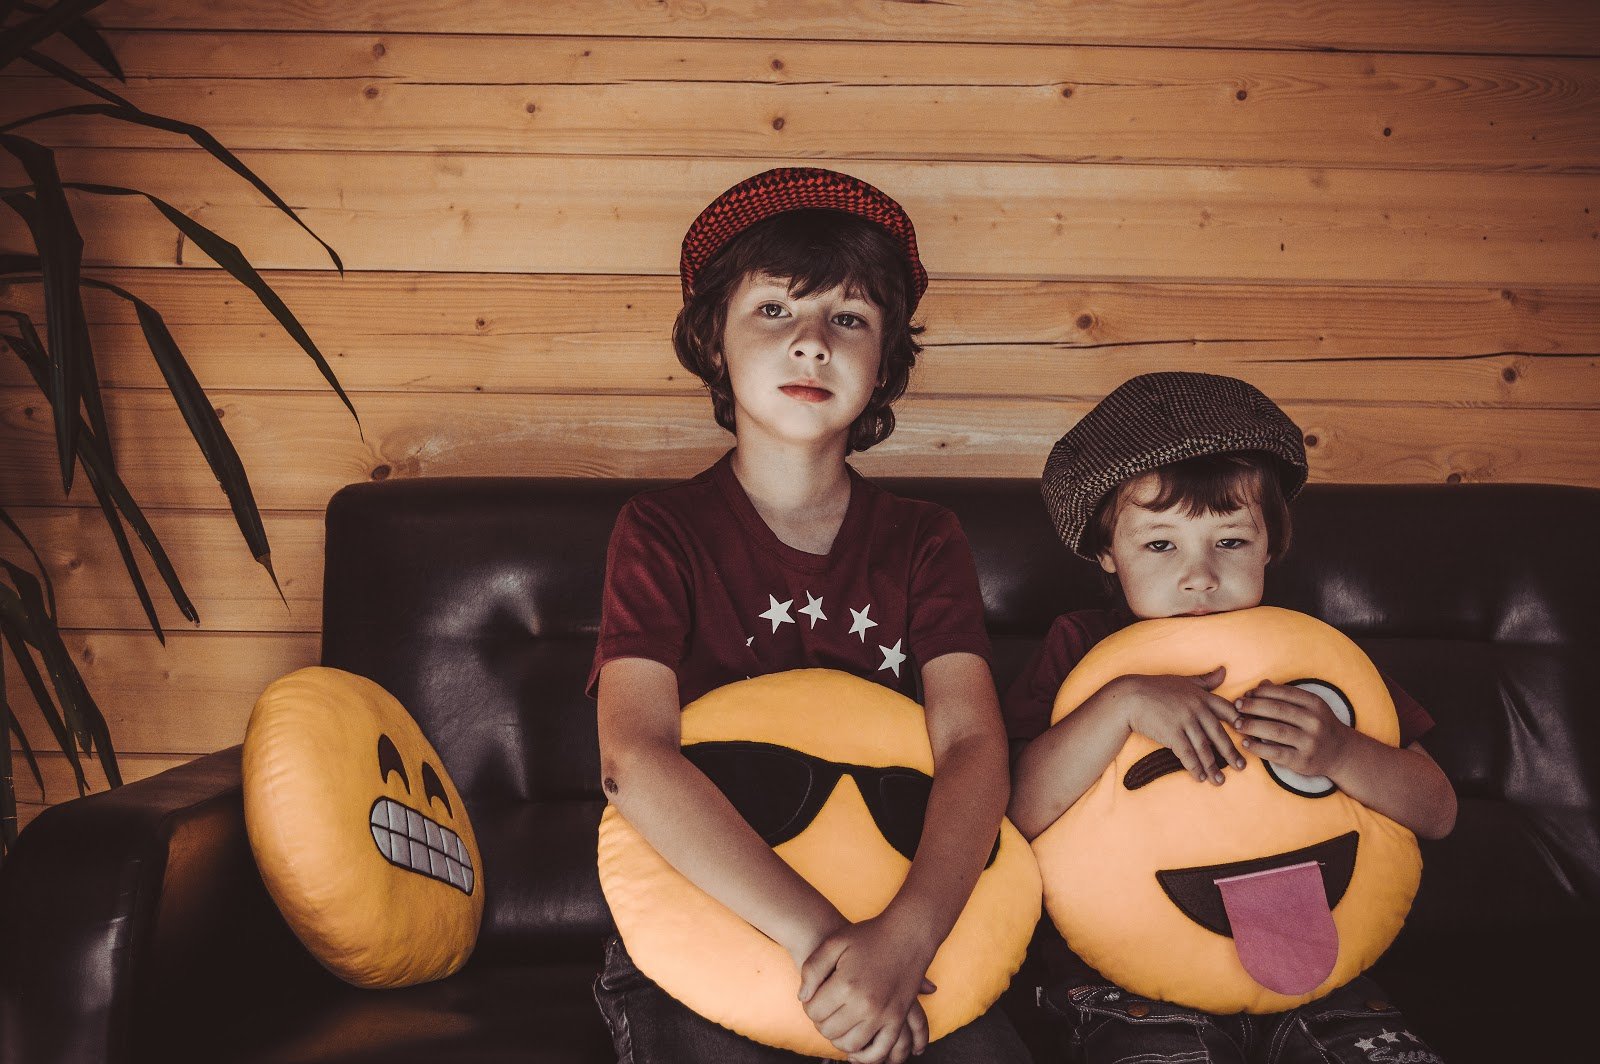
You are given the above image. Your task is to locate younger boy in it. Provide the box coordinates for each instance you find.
[1005,372,1456,1064]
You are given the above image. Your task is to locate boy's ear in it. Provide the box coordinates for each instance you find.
[1097,551,1118,575]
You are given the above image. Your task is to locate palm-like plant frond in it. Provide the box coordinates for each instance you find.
[0,0,356,849]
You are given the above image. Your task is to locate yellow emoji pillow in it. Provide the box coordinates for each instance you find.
[597,669,1041,1058]
[1032,607,1421,1014]
[243,667,483,988]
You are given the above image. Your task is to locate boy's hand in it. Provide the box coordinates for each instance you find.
[797,913,938,1063]
[1117,667,1244,785]
[1232,682,1356,777]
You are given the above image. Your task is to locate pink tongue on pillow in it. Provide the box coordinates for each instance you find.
[1215,860,1339,995]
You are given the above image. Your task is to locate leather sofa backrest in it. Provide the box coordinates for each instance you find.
[321,479,1600,946]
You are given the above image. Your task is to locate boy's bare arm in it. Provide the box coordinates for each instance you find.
[1232,683,1458,839]
[798,652,1009,1064]
[597,657,847,964]
[1009,669,1243,840]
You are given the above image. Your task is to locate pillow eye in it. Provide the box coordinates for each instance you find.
[1262,678,1355,798]
[377,734,410,792]
[421,762,452,818]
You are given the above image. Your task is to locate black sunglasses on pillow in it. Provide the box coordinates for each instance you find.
[683,741,999,869]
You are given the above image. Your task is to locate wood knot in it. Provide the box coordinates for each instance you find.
[1235,89,1247,101]
[371,464,392,481]
[363,86,380,99]
[1303,433,1319,447]
[371,42,386,59]
[771,117,785,131]
[1446,472,1463,484]
[1075,313,1094,330]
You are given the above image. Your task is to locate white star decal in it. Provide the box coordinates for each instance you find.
[1379,1031,1400,1044]
[745,636,754,647]
[1355,1039,1375,1052]
[759,595,794,633]
[848,604,878,642]
[798,591,826,628]
[878,639,906,678]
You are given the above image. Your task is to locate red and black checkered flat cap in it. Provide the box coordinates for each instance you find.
[1042,372,1309,559]
[679,167,927,307]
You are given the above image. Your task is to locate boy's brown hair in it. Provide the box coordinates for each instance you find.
[671,209,923,453]
[1081,451,1295,563]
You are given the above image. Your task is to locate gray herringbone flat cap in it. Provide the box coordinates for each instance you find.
[1042,372,1308,558]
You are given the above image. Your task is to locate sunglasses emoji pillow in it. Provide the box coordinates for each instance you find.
[597,668,1041,1058]
[243,666,483,989]
[1033,606,1422,1014]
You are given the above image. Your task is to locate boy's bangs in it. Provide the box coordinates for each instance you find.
[1140,456,1266,519]
[727,209,908,316]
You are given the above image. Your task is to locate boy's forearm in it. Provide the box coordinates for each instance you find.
[882,729,1009,952]
[1327,736,1457,839]
[607,746,846,960]
[1009,682,1131,839]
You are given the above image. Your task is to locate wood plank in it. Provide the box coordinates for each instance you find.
[0,506,324,632]
[2,152,1596,284]
[12,752,193,832]
[3,272,1596,406]
[8,35,1597,172]
[4,391,1599,515]
[90,0,1600,56]
[5,630,316,755]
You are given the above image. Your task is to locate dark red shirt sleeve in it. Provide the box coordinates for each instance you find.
[1383,675,1435,747]
[906,509,992,667]
[587,499,692,697]
[1001,610,1123,742]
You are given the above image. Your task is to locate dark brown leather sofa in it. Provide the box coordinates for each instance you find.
[1,478,1594,1063]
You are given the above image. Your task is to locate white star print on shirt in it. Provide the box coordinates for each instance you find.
[878,639,906,678]
[848,604,878,642]
[759,595,794,633]
[798,591,827,628]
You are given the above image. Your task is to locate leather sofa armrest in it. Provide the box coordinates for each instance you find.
[0,746,314,1064]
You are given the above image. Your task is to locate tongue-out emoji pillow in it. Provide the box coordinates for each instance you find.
[597,668,1041,1058]
[243,666,483,988]
[1033,606,1421,1014]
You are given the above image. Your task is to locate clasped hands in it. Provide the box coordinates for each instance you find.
[1119,666,1358,784]
[793,910,940,1064]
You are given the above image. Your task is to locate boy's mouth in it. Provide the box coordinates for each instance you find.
[780,383,833,403]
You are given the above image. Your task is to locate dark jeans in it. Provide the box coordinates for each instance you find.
[594,934,1031,1064]
[1042,975,1444,1064]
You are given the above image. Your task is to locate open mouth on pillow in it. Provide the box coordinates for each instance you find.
[369,797,476,895]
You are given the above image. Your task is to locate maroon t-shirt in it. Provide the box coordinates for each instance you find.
[1002,607,1437,990]
[1001,608,1435,746]
[589,452,991,706]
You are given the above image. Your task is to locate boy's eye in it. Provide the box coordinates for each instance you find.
[1218,538,1249,549]
[833,312,866,329]
[1143,540,1173,553]
[757,302,788,318]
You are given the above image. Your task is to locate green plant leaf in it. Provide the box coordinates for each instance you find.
[64,183,361,432]
[4,326,196,632]
[0,629,48,799]
[81,277,282,596]
[0,138,90,493]
[0,586,87,793]
[16,47,130,107]
[0,497,58,622]
[2,102,343,277]
[0,0,105,75]
[15,0,123,80]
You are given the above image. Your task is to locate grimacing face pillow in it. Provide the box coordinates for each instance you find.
[243,667,483,988]
[1032,607,1422,1014]
[597,668,1041,1058]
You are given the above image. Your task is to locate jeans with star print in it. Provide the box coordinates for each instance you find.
[1042,973,1444,1064]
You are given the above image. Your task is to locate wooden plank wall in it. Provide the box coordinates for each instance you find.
[2,0,1598,828]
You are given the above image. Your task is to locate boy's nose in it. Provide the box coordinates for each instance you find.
[790,326,831,364]
[1181,565,1219,593]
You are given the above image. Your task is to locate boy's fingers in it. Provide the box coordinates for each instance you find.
[1198,712,1244,772]
[1184,726,1221,783]
[847,1022,897,1064]
[1187,666,1227,690]
[798,938,847,1002]
[1240,736,1296,763]
[908,1002,930,1055]
[1235,715,1302,748]
[919,977,937,995]
[1252,682,1327,712]
[1236,690,1316,726]
[1172,736,1207,782]
[886,1025,914,1064]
